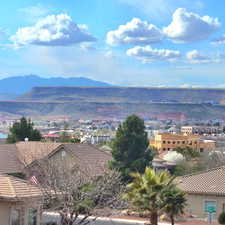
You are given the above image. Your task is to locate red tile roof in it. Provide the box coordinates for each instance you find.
[0,173,42,200]
[0,144,23,174]
[178,166,225,196]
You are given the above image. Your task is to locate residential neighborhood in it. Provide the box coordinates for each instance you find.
[1,115,225,225]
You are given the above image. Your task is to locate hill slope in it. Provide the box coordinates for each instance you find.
[0,75,112,100]
[18,86,225,104]
[6,86,225,120]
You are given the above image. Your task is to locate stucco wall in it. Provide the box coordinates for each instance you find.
[0,202,11,225]
[186,194,225,219]
[0,200,41,225]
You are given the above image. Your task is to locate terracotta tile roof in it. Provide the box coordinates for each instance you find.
[158,133,200,140]
[0,173,42,200]
[0,144,23,174]
[62,143,112,176]
[16,142,112,176]
[178,166,225,196]
[16,142,62,166]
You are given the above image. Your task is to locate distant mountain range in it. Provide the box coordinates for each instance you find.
[0,75,112,100]
[18,86,225,104]
[9,86,225,120]
[3,76,225,120]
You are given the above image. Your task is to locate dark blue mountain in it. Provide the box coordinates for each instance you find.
[0,75,112,100]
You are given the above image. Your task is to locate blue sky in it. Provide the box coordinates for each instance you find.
[1,0,225,87]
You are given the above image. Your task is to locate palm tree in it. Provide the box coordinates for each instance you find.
[161,187,186,225]
[124,168,174,225]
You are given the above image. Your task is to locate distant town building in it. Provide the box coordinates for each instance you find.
[181,125,224,135]
[150,133,216,153]
[91,135,111,144]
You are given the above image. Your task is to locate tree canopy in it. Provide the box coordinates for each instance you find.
[109,114,154,181]
[124,168,179,225]
[7,117,42,143]
[174,146,200,160]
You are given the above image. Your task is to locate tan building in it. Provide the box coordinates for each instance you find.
[178,166,225,219]
[0,173,42,225]
[150,133,216,153]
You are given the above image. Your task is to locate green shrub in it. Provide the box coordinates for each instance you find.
[218,212,225,224]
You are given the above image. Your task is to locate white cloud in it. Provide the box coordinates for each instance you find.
[186,50,224,64]
[10,14,97,47]
[18,4,52,22]
[118,0,204,21]
[80,42,96,51]
[126,45,181,63]
[106,18,163,46]
[163,8,220,43]
[212,35,225,45]
[104,50,114,58]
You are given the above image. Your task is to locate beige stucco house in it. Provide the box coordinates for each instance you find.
[178,166,225,220]
[0,142,112,225]
[0,173,43,225]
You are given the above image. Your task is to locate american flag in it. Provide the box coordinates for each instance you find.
[30,175,38,185]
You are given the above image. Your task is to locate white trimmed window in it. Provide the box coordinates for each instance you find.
[10,209,21,225]
[204,200,217,213]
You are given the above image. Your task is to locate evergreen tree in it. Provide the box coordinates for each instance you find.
[7,117,42,143]
[109,114,154,181]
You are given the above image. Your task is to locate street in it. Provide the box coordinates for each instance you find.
[43,212,148,225]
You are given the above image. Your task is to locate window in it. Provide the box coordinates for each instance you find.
[11,209,21,225]
[168,141,171,144]
[182,141,185,144]
[204,200,216,213]
[173,141,176,144]
[163,148,166,151]
[200,148,204,153]
[61,150,66,157]
[163,141,166,144]
[223,203,225,212]
[28,209,37,225]
[177,141,180,144]
[168,148,170,151]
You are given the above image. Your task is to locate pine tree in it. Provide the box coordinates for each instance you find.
[109,114,154,181]
[7,117,42,143]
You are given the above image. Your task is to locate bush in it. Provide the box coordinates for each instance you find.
[218,212,225,224]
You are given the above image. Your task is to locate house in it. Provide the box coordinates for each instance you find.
[16,142,112,178]
[0,173,43,225]
[0,142,112,224]
[0,142,112,178]
[178,166,225,219]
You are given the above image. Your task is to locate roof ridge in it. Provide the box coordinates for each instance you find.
[7,176,16,198]
[182,165,225,178]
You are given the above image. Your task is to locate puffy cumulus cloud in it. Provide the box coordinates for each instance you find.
[106,18,163,46]
[186,50,224,64]
[163,8,220,43]
[212,35,225,45]
[126,45,181,63]
[10,14,97,47]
